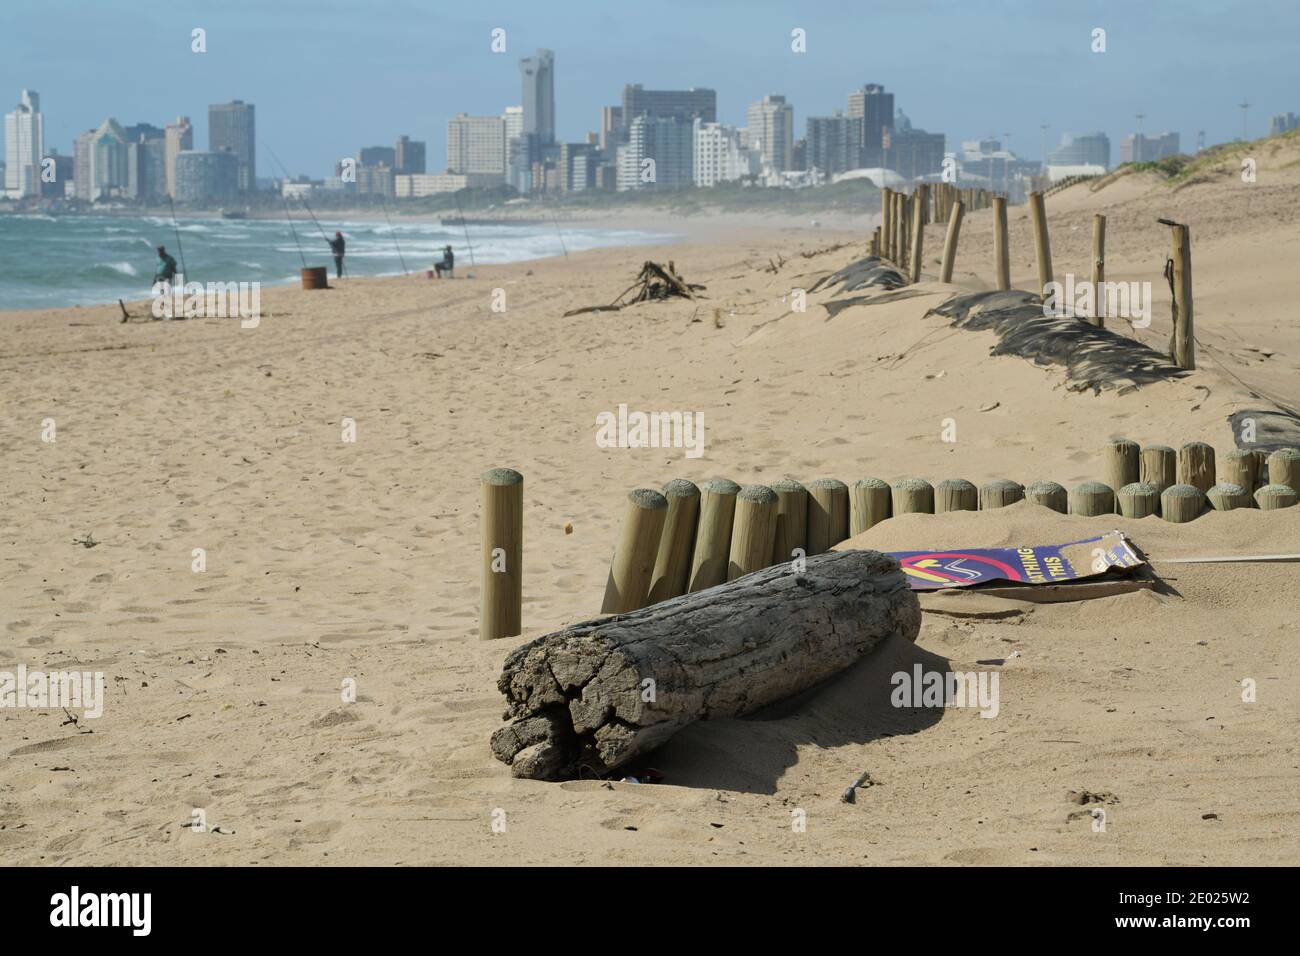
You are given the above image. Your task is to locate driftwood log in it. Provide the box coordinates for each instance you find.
[490,549,921,781]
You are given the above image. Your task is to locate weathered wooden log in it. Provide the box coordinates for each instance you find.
[850,477,892,535]
[1255,484,1299,511]
[1104,438,1140,495]
[1161,483,1205,523]
[892,477,934,515]
[1069,481,1114,516]
[1222,449,1260,500]
[935,478,977,513]
[1140,444,1176,495]
[687,478,739,592]
[1117,481,1159,519]
[980,478,1025,510]
[1178,441,1216,493]
[806,478,849,554]
[480,467,523,640]
[1207,482,1251,512]
[601,489,669,613]
[728,485,778,580]
[1268,448,1300,492]
[490,549,922,781]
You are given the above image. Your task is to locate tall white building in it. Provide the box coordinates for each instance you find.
[618,115,693,191]
[693,119,757,187]
[164,116,193,199]
[447,113,507,177]
[746,94,794,173]
[502,106,523,144]
[4,89,44,199]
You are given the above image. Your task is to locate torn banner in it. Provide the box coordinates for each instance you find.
[886,532,1142,591]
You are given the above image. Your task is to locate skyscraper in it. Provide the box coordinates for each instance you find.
[847,84,893,166]
[617,115,693,191]
[4,89,44,199]
[208,100,256,191]
[447,114,507,177]
[164,116,193,198]
[90,118,128,201]
[395,135,426,175]
[621,85,717,124]
[520,50,555,146]
[746,95,794,172]
[1046,132,1111,169]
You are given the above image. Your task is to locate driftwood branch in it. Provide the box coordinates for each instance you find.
[491,549,921,780]
[562,260,706,317]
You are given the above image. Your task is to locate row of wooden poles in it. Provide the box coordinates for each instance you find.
[478,445,1300,637]
[871,183,1196,371]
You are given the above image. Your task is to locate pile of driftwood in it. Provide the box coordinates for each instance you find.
[563,260,705,317]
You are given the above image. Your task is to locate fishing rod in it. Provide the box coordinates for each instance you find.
[380,194,409,275]
[167,196,189,282]
[452,191,476,267]
[264,140,331,246]
[279,191,307,269]
[550,202,569,258]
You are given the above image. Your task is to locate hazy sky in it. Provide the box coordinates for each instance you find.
[3,0,1296,176]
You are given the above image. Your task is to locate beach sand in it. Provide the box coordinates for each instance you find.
[1,153,1298,865]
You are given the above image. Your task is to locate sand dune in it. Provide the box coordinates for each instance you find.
[2,162,1298,864]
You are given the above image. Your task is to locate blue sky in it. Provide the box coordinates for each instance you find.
[3,0,1296,176]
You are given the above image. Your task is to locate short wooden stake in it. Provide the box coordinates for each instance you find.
[1255,484,1299,510]
[1267,448,1300,492]
[881,189,893,260]
[909,184,928,283]
[1117,482,1159,519]
[1169,223,1195,370]
[892,477,935,515]
[935,478,977,513]
[993,196,1011,291]
[1090,214,1106,327]
[1207,482,1252,512]
[1069,481,1114,516]
[687,478,740,593]
[1104,438,1140,495]
[1140,444,1176,496]
[728,485,779,581]
[647,478,700,605]
[850,477,892,535]
[1161,483,1205,523]
[1026,480,1068,513]
[980,479,1025,510]
[771,478,809,565]
[940,200,964,283]
[1177,441,1216,494]
[480,467,523,640]
[1028,191,1053,296]
[806,478,850,555]
[601,489,669,614]
[1222,449,1260,499]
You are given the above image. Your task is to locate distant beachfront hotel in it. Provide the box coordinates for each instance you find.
[4,89,44,199]
[208,100,256,192]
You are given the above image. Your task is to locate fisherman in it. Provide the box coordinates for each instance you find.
[328,231,346,278]
[153,245,178,286]
[434,244,454,279]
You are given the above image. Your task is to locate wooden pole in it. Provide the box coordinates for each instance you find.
[480,467,523,640]
[1090,214,1106,327]
[993,195,1011,291]
[1104,438,1140,495]
[647,478,700,605]
[870,227,880,258]
[1222,449,1259,500]
[850,477,892,535]
[1069,481,1114,516]
[939,199,964,284]
[727,485,779,580]
[935,478,977,513]
[1170,223,1195,370]
[1267,448,1300,492]
[909,184,928,283]
[892,477,935,515]
[1255,484,1300,510]
[980,479,1024,510]
[601,489,669,614]
[1028,190,1053,296]
[771,478,809,565]
[1161,484,1205,523]
[1026,479,1067,513]
[1140,444,1177,496]
[806,478,849,555]
[1207,482,1251,512]
[1117,482,1159,519]
[1178,441,1216,494]
[881,189,893,261]
[687,478,739,593]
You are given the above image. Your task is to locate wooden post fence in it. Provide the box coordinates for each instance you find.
[993,196,1011,291]
[480,467,523,640]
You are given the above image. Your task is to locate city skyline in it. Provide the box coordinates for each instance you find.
[4,0,1297,182]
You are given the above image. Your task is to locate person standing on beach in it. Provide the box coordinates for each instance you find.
[328,231,346,278]
[153,246,178,286]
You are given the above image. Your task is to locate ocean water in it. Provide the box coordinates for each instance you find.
[0,213,675,311]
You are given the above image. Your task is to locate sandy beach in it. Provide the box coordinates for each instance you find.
[2,149,1298,866]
